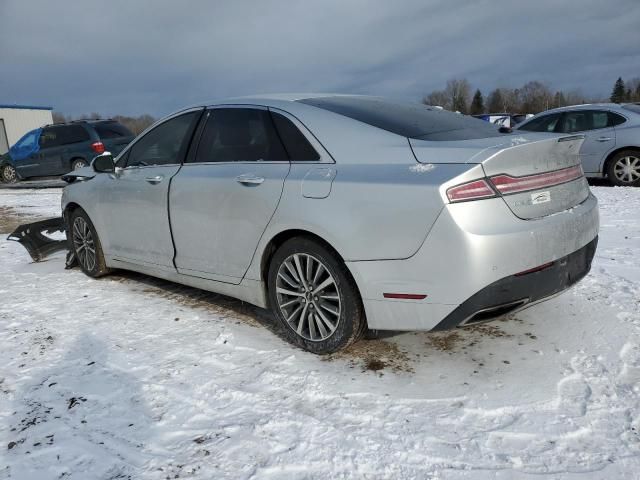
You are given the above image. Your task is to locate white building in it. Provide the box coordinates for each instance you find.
[0,104,54,154]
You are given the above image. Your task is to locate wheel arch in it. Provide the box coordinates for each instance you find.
[62,202,87,231]
[260,229,347,285]
[602,145,640,177]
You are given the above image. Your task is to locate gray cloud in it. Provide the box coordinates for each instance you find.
[1,0,638,116]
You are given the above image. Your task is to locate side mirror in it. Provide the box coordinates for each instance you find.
[92,152,115,173]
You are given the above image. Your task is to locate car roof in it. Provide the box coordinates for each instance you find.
[537,103,628,114]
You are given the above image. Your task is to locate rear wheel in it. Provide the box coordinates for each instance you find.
[1,164,18,183]
[71,158,87,171]
[607,150,640,187]
[267,237,366,354]
[69,208,111,278]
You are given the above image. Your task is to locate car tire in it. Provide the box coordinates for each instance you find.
[69,208,111,278]
[267,237,367,354]
[1,164,18,183]
[607,150,640,187]
[71,158,88,171]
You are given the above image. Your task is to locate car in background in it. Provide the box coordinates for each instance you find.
[60,95,598,354]
[473,113,532,129]
[0,119,134,183]
[516,103,640,186]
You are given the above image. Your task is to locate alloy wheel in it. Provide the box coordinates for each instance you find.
[613,156,640,184]
[72,216,97,272]
[275,253,342,341]
[2,165,17,183]
[73,160,87,170]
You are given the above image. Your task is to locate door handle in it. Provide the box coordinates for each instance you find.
[236,174,264,185]
[596,137,612,142]
[145,175,164,184]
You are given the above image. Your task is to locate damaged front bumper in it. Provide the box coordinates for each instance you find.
[7,217,76,267]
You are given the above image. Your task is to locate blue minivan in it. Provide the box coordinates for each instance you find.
[0,119,134,183]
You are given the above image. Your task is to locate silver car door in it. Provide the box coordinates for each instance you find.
[99,110,202,268]
[170,106,291,284]
[558,110,616,174]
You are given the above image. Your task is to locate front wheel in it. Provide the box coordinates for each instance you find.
[69,208,111,278]
[1,164,18,183]
[607,150,640,187]
[267,237,366,354]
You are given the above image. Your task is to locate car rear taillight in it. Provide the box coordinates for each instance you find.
[91,141,105,154]
[489,165,583,195]
[446,179,496,203]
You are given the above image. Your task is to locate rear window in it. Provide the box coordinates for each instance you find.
[93,122,133,139]
[297,96,504,141]
[622,104,640,115]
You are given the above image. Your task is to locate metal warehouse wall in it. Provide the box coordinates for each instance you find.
[0,108,53,154]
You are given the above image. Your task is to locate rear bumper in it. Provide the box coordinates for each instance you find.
[432,236,597,330]
[347,193,599,330]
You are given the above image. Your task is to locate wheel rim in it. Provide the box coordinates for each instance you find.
[73,161,87,170]
[2,165,16,182]
[275,253,341,341]
[72,217,97,271]
[613,156,640,184]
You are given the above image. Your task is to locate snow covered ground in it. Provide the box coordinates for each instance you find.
[1,186,639,479]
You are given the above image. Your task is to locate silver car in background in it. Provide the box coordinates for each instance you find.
[61,95,599,354]
[516,103,640,186]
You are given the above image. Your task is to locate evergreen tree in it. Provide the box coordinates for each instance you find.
[553,91,567,108]
[610,77,626,103]
[636,83,640,102]
[487,89,504,113]
[470,89,485,114]
[626,88,632,102]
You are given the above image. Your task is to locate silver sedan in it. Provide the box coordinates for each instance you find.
[516,103,640,186]
[61,95,599,354]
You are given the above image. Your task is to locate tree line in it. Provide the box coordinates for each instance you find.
[51,75,640,130]
[52,112,156,135]
[424,77,640,115]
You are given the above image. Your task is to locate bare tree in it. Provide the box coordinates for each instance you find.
[445,78,471,113]
[519,81,553,113]
[424,90,450,109]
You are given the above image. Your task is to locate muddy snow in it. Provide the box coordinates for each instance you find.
[1,186,639,479]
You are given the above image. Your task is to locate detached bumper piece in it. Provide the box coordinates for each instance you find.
[432,236,598,331]
[7,217,68,262]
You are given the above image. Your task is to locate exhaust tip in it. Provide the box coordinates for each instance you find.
[459,299,528,327]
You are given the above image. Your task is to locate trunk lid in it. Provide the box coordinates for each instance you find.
[410,133,590,219]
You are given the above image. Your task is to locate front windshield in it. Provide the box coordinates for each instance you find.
[9,129,42,160]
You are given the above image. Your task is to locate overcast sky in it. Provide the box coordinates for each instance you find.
[1,0,638,117]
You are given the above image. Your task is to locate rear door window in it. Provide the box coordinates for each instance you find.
[518,113,561,132]
[126,111,200,167]
[94,122,133,139]
[558,110,614,133]
[47,125,91,146]
[193,108,288,163]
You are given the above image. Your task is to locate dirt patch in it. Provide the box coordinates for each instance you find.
[0,206,39,234]
[425,323,514,352]
[425,330,464,352]
[326,338,414,373]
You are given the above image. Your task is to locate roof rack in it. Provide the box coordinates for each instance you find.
[42,118,114,127]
